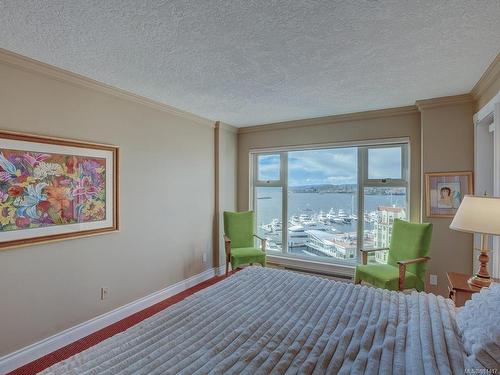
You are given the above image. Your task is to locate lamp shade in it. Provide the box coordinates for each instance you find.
[450,196,500,235]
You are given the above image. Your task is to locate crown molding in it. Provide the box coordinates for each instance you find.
[214,121,238,133]
[0,48,215,128]
[471,53,500,101]
[238,105,419,134]
[415,93,474,111]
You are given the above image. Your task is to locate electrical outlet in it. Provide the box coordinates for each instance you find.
[429,275,438,286]
[202,252,207,264]
[101,287,109,300]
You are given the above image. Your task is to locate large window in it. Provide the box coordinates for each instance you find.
[251,142,409,266]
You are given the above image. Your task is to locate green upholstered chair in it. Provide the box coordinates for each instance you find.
[223,211,266,275]
[355,219,433,291]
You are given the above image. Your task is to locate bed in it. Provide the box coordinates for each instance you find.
[41,267,499,374]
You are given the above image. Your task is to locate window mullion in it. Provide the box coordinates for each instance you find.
[363,180,407,188]
[254,181,283,187]
[281,151,288,254]
[357,147,366,261]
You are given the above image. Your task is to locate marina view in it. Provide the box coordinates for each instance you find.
[256,187,407,264]
[254,145,408,265]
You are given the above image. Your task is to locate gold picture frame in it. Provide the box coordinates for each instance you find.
[425,171,473,218]
[0,130,119,250]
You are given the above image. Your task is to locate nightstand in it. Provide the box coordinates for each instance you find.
[446,272,499,307]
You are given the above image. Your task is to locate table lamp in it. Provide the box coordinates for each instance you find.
[450,195,500,288]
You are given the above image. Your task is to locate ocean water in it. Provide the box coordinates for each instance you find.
[255,188,407,234]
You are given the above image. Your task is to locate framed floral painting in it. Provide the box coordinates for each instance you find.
[0,130,118,250]
[425,171,473,218]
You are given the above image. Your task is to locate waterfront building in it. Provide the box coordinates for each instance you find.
[373,206,407,263]
[305,230,358,260]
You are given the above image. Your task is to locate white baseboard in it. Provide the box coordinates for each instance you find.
[0,267,217,374]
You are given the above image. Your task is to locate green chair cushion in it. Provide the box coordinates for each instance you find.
[230,247,266,269]
[355,220,432,291]
[387,219,432,277]
[224,211,254,248]
[355,264,418,291]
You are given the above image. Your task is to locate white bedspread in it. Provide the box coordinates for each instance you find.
[40,267,465,374]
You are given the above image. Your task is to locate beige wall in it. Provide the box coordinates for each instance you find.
[0,58,215,355]
[215,123,238,270]
[419,100,475,296]
[237,109,422,224]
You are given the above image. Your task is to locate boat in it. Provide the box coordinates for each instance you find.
[317,211,329,223]
[299,214,312,222]
[337,209,352,224]
[302,218,317,227]
[326,208,337,220]
[288,224,305,232]
[270,218,282,231]
[260,218,282,232]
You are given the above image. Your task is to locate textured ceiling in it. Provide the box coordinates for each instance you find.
[0,1,499,126]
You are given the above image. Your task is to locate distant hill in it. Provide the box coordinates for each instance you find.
[290,184,405,195]
[289,184,356,193]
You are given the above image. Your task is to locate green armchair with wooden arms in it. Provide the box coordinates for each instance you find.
[223,211,266,275]
[355,219,433,291]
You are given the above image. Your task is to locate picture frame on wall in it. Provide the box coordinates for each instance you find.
[425,171,473,218]
[0,130,119,250]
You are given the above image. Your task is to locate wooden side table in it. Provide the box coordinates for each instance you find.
[447,272,499,307]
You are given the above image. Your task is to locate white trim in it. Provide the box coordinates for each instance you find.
[475,91,500,125]
[250,139,410,266]
[415,94,473,110]
[238,105,418,133]
[267,254,355,278]
[473,90,500,279]
[0,267,218,374]
[471,54,500,102]
[281,151,289,255]
[248,137,409,154]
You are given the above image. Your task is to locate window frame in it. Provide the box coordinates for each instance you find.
[254,153,283,185]
[250,138,410,267]
[253,151,287,250]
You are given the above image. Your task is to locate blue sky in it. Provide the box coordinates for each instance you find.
[258,147,401,186]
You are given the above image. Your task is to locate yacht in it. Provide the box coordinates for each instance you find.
[299,214,312,222]
[289,224,305,232]
[260,218,282,232]
[326,208,337,220]
[270,218,282,231]
[317,211,329,223]
[289,215,301,226]
[337,209,352,224]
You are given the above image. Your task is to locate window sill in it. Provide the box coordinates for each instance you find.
[266,254,355,279]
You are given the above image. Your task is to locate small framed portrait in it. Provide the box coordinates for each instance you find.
[425,171,473,218]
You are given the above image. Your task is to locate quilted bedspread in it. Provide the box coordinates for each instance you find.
[41,267,465,374]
